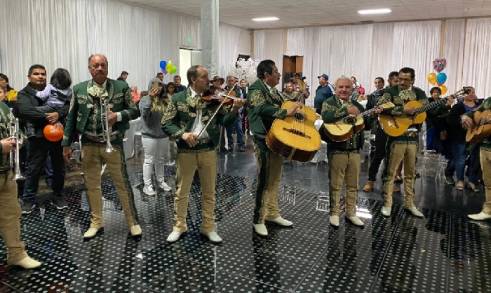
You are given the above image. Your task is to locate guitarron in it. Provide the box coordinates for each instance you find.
[320,102,394,142]
[379,88,469,137]
[266,101,321,162]
[466,110,491,144]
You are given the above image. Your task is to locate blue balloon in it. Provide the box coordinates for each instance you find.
[159,60,167,70]
[436,72,447,85]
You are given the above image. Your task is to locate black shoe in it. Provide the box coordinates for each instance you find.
[52,196,68,210]
[21,201,37,214]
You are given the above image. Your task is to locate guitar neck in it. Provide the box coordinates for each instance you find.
[415,97,448,114]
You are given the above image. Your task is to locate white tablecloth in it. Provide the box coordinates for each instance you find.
[123,118,143,159]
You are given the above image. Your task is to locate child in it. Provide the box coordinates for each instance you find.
[36,68,72,110]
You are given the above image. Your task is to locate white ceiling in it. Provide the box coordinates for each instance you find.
[121,0,491,29]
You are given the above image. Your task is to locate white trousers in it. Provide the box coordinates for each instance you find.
[142,136,169,187]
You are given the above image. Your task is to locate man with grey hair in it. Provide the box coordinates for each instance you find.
[322,76,382,227]
[62,54,141,239]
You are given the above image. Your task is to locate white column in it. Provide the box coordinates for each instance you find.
[200,0,219,76]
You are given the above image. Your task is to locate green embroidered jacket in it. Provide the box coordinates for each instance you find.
[62,79,139,146]
[246,79,287,138]
[466,96,491,150]
[321,96,365,151]
[162,87,238,152]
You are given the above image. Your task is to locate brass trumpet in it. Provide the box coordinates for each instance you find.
[8,109,25,181]
[101,98,114,153]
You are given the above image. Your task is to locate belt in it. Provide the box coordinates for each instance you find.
[83,133,118,143]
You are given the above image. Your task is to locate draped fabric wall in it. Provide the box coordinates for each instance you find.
[253,29,285,89]
[0,0,251,91]
[462,18,491,98]
[257,17,491,103]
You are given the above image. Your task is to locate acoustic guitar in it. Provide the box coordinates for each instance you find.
[266,100,321,162]
[466,110,491,144]
[379,88,468,137]
[320,102,394,142]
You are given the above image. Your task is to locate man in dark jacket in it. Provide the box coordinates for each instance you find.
[16,64,67,213]
[314,74,333,114]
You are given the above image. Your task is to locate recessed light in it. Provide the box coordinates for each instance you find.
[252,16,279,22]
[358,8,392,15]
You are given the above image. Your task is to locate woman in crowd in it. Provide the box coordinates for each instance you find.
[445,87,479,190]
[0,73,17,108]
[139,78,172,196]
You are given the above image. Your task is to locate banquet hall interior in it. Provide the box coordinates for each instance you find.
[1,0,491,292]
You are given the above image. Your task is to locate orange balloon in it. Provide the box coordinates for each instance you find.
[427,73,437,85]
[43,123,64,142]
[439,85,448,95]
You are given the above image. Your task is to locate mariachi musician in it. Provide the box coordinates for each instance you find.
[247,60,301,237]
[162,65,244,244]
[321,76,382,227]
[462,96,491,221]
[377,67,449,218]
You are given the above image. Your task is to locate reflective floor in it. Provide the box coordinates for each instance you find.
[1,143,491,292]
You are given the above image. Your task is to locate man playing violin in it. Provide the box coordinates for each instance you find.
[162,65,244,243]
[377,67,448,218]
[462,96,491,221]
[247,59,301,236]
[322,76,382,227]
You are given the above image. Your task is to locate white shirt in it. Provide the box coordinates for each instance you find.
[189,87,209,140]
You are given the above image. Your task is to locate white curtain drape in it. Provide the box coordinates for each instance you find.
[258,18,491,99]
[0,0,251,91]
[443,19,466,95]
[253,29,285,89]
[391,21,441,91]
[218,24,241,78]
[462,18,491,99]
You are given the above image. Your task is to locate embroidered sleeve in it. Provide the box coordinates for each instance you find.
[321,100,347,123]
[161,100,184,139]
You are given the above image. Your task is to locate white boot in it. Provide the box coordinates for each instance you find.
[253,224,268,236]
[9,256,42,269]
[406,206,424,218]
[347,215,364,227]
[468,211,491,221]
[266,216,293,227]
[201,230,223,243]
[167,229,184,243]
[329,215,340,227]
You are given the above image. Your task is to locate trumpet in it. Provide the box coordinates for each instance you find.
[101,98,114,153]
[8,109,25,181]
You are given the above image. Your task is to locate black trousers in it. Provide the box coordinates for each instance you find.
[368,127,388,181]
[22,137,65,202]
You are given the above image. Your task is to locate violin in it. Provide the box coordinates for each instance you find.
[201,87,238,106]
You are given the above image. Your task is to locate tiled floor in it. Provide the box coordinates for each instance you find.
[1,144,490,292]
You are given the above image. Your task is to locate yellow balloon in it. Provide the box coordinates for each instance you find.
[440,85,448,95]
[427,73,437,85]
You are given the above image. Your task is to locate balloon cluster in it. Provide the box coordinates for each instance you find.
[159,59,177,74]
[427,58,448,95]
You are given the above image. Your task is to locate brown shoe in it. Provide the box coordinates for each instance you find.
[363,181,375,192]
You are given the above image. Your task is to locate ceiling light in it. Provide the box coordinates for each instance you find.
[252,16,279,22]
[358,8,392,15]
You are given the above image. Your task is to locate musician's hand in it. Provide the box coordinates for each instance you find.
[347,106,360,116]
[461,115,474,129]
[373,106,384,115]
[404,108,416,115]
[0,138,15,154]
[232,98,245,110]
[286,102,302,116]
[46,112,59,124]
[107,111,118,127]
[182,132,198,147]
[63,146,72,164]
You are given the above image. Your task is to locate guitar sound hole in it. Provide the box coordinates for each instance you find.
[282,127,311,139]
